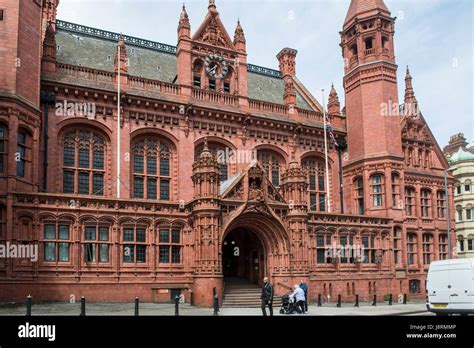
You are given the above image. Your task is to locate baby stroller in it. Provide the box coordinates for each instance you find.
[279,294,298,314]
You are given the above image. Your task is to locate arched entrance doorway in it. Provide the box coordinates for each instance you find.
[222,227,265,285]
[221,209,290,289]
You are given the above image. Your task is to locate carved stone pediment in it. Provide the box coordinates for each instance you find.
[243,196,272,217]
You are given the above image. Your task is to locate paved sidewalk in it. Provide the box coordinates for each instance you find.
[0,301,430,316]
[220,302,430,316]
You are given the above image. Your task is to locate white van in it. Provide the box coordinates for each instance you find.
[426,258,474,315]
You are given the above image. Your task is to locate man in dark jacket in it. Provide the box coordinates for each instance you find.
[299,280,308,312]
[261,277,274,316]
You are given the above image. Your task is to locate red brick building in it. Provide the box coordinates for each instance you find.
[0,0,454,306]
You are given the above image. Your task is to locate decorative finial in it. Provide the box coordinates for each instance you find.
[208,0,216,10]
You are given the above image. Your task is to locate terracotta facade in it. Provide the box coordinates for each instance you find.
[0,0,455,306]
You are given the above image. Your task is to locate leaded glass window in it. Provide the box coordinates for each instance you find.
[303,158,327,212]
[62,129,106,195]
[133,138,172,200]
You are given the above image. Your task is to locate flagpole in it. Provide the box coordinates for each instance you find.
[117,45,121,199]
[322,89,331,213]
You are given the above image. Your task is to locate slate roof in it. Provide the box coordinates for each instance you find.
[55,20,314,110]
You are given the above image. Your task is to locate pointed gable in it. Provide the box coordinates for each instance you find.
[192,8,235,49]
[401,113,450,169]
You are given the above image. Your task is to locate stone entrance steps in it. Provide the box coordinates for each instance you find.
[222,278,282,308]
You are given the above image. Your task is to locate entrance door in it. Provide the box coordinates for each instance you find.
[222,228,265,285]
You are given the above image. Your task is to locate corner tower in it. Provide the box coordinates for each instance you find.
[341,0,404,217]
[342,0,402,160]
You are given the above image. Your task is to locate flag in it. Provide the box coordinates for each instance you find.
[325,113,339,147]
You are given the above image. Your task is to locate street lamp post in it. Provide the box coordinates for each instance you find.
[444,168,453,259]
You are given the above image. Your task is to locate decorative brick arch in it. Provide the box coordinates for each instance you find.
[222,211,291,277]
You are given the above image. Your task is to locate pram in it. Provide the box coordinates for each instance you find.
[279,294,299,314]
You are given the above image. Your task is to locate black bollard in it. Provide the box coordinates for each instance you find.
[372,294,377,306]
[80,296,86,316]
[337,295,341,308]
[388,294,393,306]
[317,294,322,307]
[135,297,139,316]
[213,295,219,316]
[26,295,32,316]
[355,294,359,307]
[174,295,179,316]
[403,293,407,304]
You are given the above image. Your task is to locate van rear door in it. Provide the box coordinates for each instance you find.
[448,260,474,311]
[427,263,451,309]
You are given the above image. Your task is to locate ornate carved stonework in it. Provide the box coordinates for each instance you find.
[198,15,228,48]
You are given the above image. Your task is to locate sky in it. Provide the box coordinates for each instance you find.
[57,0,473,148]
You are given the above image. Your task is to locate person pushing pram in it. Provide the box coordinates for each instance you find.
[283,284,306,314]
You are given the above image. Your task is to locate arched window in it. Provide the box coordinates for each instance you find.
[370,174,383,207]
[354,177,364,215]
[466,204,473,220]
[408,147,414,166]
[407,233,418,266]
[302,157,327,212]
[0,124,6,173]
[17,129,32,178]
[381,36,389,49]
[456,205,463,221]
[393,226,402,265]
[420,189,431,218]
[257,150,284,188]
[439,234,448,260]
[422,233,433,265]
[350,44,358,56]
[405,187,415,216]
[391,173,400,208]
[222,67,234,94]
[195,141,229,181]
[436,191,446,218]
[193,59,204,89]
[465,180,472,193]
[425,150,431,168]
[63,129,106,195]
[132,137,171,200]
